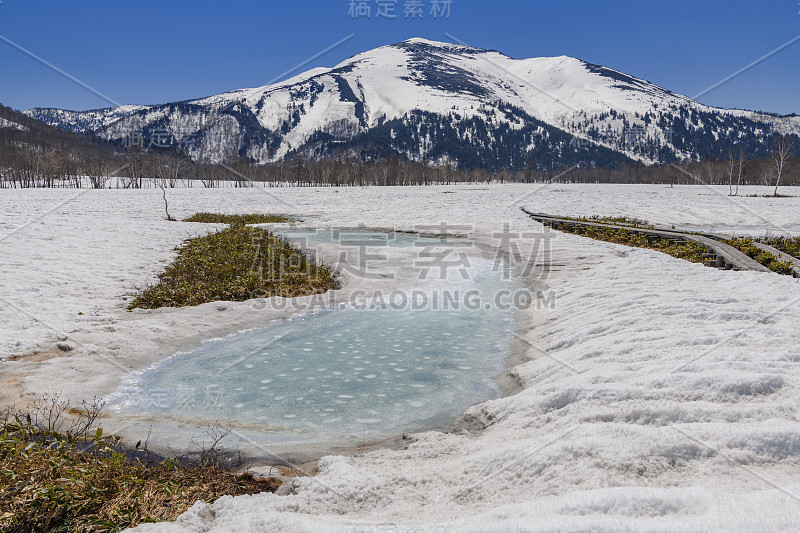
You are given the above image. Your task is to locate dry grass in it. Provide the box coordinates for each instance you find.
[756,236,800,258]
[129,222,338,309]
[577,215,654,229]
[183,213,293,225]
[547,218,797,276]
[0,400,281,532]
[725,237,796,275]
[546,222,708,264]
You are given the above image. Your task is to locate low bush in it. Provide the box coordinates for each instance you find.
[756,236,800,259]
[0,396,280,533]
[726,237,796,276]
[546,217,798,275]
[548,222,709,265]
[543,214,654,229]
[584,215,654,229]
[183,213,293,225]
[129,224,338,309]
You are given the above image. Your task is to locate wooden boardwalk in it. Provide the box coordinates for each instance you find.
[521,209,800,277]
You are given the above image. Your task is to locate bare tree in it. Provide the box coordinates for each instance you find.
[700,159,725,186]
[124,146,145,189]
[157,182,175,221]
[226,152,254,187]
[158,152,184,188]
[727,151,736,196]
[735,149,746,195]
[770,136,795,197]
[198,163,217,188]
[84,156,116,189]
[727,149,747,196]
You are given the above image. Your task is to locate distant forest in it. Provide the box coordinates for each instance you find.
[1,104,797,191]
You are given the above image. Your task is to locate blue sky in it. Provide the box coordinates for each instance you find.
[1,0,798,114]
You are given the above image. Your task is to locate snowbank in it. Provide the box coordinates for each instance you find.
[1,183,800,531]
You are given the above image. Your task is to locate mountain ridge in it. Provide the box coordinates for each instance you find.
[25,38,800,170]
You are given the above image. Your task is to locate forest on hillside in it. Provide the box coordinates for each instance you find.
[1,104,797,191]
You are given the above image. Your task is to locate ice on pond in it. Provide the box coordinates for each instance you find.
[274,228,456,248]
[110,231,525,455]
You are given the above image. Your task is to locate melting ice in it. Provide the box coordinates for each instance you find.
[111,230,523,453]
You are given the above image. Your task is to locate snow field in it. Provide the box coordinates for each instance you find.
[1,183,799,530]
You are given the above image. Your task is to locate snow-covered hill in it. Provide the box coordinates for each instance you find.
[26,38,800,168]
[0,117,28,131]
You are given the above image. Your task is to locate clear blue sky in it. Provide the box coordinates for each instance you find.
[1,0,798,114]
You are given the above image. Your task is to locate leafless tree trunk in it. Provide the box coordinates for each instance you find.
[124,147,145,189]
[727,151,736,196]
[158,183,175,221]
[84,156,115,189]
[770,136,795,197]
[735,149,745,196]
[199,163,217,188]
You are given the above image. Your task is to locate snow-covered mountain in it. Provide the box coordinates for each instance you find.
[26,38,800,169]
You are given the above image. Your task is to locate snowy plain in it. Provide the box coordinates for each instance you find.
[1,183,800,531]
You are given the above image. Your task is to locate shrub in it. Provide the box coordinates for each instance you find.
[183,213,293,225]
[584,215,654,229]
[0,397,280,532]
[726,237,796,276]
[756,236,800,259]
[551,222,708,264]
[129,224,338,309]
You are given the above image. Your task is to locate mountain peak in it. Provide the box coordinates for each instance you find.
[392,37,488,53]
[401,37,447,46]
[24,39,800,169]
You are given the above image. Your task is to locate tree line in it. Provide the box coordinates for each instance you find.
[0,103,796,194]
[1,145,798,192]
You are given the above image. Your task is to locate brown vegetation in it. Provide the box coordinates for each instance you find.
[543,222,709,265]
[129,218,337,309]
[0,396,280,533]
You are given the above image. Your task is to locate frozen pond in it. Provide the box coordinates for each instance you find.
[110,230,524,458]
[273,227,457,248]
